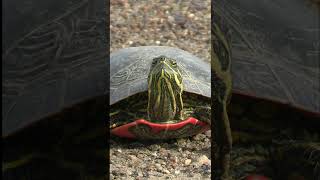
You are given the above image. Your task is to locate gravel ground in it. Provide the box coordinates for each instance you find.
[110,0,212,179]
[110,133,212,180]
[110,1,320,180]
[110,0,211,61]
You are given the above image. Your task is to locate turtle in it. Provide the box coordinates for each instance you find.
[212,1,320,179]
[109,47,213,139]
[2,0,107,179]
[215,0,320,114]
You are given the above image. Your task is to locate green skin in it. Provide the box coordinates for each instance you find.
[147,56,184,122]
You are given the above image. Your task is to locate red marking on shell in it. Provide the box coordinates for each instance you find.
[111,117,209,138]
[245,174,271,180]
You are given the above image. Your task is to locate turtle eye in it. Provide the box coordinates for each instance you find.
[171,60,177,67]
[160,57,166,61]
[152,59,159,65]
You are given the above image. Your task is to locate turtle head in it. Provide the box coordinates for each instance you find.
[147,56,184,123]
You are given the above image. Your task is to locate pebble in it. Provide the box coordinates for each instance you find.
[188,13,195,18]
[185,159,192,165]
[205,130,211,137]
[167,15,174,23]
[129,155,138,161]
[155,163,162,170]
[137,171,143,177]
[163,169,170,174]
[174,13,187,26]
[170,156,178,163]
[197,155,210,166]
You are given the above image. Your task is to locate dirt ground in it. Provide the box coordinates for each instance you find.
[110,0,212,179]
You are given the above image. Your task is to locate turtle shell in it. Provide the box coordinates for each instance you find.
[110,46,211,105]
[2,0,107,137]
[2,0,107,179]
[215,0,320,114]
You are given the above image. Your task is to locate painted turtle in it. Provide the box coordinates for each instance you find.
[213,1,320,179]
[109,47,213,139]
[216,0,319,114]
[3,0,107,179]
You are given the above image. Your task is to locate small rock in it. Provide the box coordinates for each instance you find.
[155,163,162,171]
[185,159,192,165]
[163,169,170,174]
[137,171,143,177]
[152,152,157,157]
[191,0,207,10]
[149,144,161,151]
[136,153,144,159]
[188,13,195,18]
[168,15,174,23]
[205,130,211,137]
[127,170,132,175]
[117,149,122,153]
[193,133,206,141]
[197,155,210,166]
[174,13,187,26]
[170,156,178,163]
[129,155,138,161]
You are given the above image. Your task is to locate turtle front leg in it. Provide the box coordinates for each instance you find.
[213,101,232,180]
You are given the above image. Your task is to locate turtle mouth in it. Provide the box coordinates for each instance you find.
[111,117,210,139]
